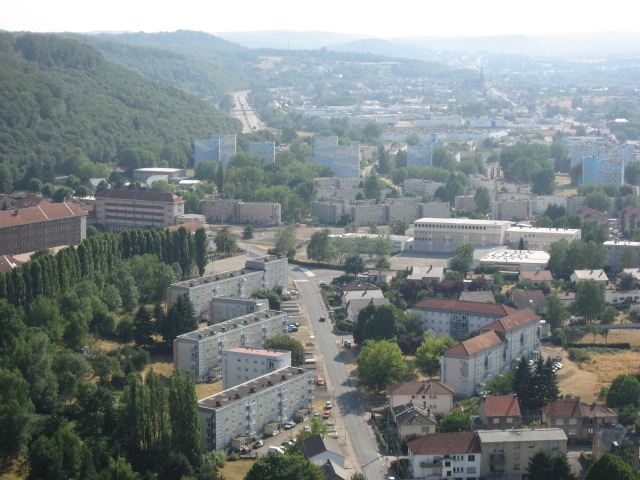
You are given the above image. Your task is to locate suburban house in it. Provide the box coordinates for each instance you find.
[387,380,455,414]
[408,265,446,283]
[473,395,522,430]
[390,403,438,440]
[407,432,481,480]
[478,428,568,478]
[356,269,397,285]
[412,298,518,340]
[320,459,350,480]
[510,290,547,315]
[440,310,541,398]
[540,397,618,443]
[335,280,384,308]
[300,434,345,468]
[345,296,389,322]
[592,424,640,470]
[570,269,608,286]
[518,269,553,287]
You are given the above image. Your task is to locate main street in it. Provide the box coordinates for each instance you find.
[289,266,390,480]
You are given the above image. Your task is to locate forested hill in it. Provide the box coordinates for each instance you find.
[0,32,241,189]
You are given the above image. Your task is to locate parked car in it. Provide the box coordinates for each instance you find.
[240,445,251,454]
[314,412,321,417]
[288,326,298,332]
[316,378,325,387]
[322,411,332,419]
[303,425,311,432]
[253,440,264,449]
[325,401,333,409]
[554,362,564,370]
[319,316,326,322]
[283,421,296,430]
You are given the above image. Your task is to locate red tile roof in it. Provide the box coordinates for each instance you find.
[0,202,86,227]
[541,398,582,418]
[0,254,22,272]
[482,310,540,333]
[482,395,521,418]
[519,270,553,282]
[413,298,518,316]
[388,380,455,397]
[444,330,503,356]
[407,432,480,455]
[95,188,183,203]
[16,195,50,208]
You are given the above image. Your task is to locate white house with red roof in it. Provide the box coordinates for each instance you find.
[407,431,481,480]
[412,298,518,340]
[387,380,455,414]
[440,310,541,398]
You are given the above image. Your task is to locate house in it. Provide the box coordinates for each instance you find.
[321,459,350,480]
[300,434,345,468]
[575,207,609,224]
[412,298,518,340]
[592,424,640,470]
[407,432,481,480]
[478,428,567,478]
[519,269,553,287]
[356,269,397,285]
[390,403,438,440]
[570,269,608,285]
[408,265,446,283]
[511,290,548,315]
[473,395,522,430]
[345,297,390,322]
[387,380,455,414]
[338,281,385,309]
[441,311,541,398]
[541,397,618,443]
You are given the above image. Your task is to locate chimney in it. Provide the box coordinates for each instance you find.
[13,208,18,216]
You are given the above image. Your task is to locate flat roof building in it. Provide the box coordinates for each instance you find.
[412,218,512,253]
[479,250,550,273]
[505,226,581,251]
[221,347,291,389]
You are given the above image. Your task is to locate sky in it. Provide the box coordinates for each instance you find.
[3,0,639,38]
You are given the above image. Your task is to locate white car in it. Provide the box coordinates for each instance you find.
[283,421,296,430]
[325,401,333,409]
[303,425,311,432]
[554,362,564,370]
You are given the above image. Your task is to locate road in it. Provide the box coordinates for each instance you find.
[231,90,262,133]
[289,266,390,480]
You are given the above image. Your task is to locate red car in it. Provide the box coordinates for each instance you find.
[316,378,325,387]
[322,411,332,419]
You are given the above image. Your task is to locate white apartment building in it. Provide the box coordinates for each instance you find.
[221,347,291,389]
[167,256,288,314]
[209,297,269,325]
[412,218,512,253]
[407,432,481,480]
[173,310,289,381]
[604,240,640,272]
[505,226,581,251]
[199,367,314,451]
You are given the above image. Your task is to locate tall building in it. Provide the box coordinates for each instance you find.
[248,141,276,164]
[412,218,512,253]
[582,153,625,185]
[94,189,185,231]
[313,136,361,178]
[201,198,281,226]
[0,203,87,255]
[407,144,434,167]
[221,347,291,389]
[194,133,237,167]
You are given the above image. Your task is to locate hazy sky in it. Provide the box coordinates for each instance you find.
[3,0,639,38]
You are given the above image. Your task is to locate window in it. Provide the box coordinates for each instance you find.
[468,455,475,461]
[555,419,564,426]
[493,418,500,424]
[513,453,520,460]
[514,464,520,470]
[514,442,520,449]
[528,442,535,448]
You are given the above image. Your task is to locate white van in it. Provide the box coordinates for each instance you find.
[268,446,285,454]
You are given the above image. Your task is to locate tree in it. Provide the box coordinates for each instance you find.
[586,453,637,480]
[606,374,640,409]
[574,280,605,322]
[364,171,381,200]
[194,227,208,277]
[449,243,474,274]
[524,450,576,480]
[244,450,323,480]
[356,340,407,391]
[600,306,618,325]
[274,224,297,258]
[168,371,201,468]
[250,289,282,311]
[545,293,570,330]
[242,224,254,240]
[531,167,557,195]
[307,228,336,263]
[389,217,409,236]
[374,256,391,270]
[345,254,365,274]
[437,410,471,432]
[158,295,198,348]
[513,356,533,410]
[214,227,237,256]
[485,370,515,395]
[474,186,491,214]
[414,332,457,378]
[518,237,525,250]
[584,191,612,212]
[0,367,35,459]
[353,304,406,344]
[264,335,305,366]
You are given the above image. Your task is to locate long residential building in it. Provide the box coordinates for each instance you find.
[94,189,185,231]
[313,136,361,178]
[412,218,512,253]
[221,347,291,389]
[173,310,289,381]
[0,202,87,255]
[167,256,288,314]
[201,198,282,226]
[198,366,314,451]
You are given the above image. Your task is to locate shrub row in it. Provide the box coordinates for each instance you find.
[565,342,630,349]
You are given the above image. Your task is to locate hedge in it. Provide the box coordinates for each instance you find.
[565,342,630,349]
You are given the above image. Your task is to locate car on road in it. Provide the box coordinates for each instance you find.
[288,326,298,332]
[314,412,321,417]
[322,411,332,419]
[283,421,296,430]
[319,282,328,287]
[253,440,264,449]
[554,362,564,370]
[319,316,326,322]
[316,378,325,387]
[303,425,311,432]
[325,401,333,409]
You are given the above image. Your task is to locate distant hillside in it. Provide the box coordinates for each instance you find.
[0,32,240,188]
[75,35,248,103]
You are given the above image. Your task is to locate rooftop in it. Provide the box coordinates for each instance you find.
[415,217,511,226]
[171,256,282,288]
[391,403,437,426]
[482,310,540,332]
[388,380,456,397]
[0,202,87,228]
[541,397,582,418]
[571,269,608,281]
[477,428,567,443]
[224,347,290,357]
[95,188,183,203]
[481,395,521,418]
[519,270,553,282]
[480,250,550,265]
[509,291,548,313]
[445,330,503,357]
[176,310,286,341]
[407,431,480,455]
[506,226,580,234]
[413,298,518,317]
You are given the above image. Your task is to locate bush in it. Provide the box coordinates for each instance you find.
[566,342,630,349]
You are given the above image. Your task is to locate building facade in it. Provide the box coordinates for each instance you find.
[94,189,185,231]
[605,240,640,272]
[505,226,581,251]
[412,218,512,253]
[407,144,434,167]
[198,367,314,451]
[387,380,455,414]
[407,432,481,480]
[583,153,625,185]
[173,310,289,381]
[209,297,269,325]
[221,347,291,389]
[313,136,361,178]
[201,198,282,226]
[167,256,289,314]
[248,141,276,164]
[0,203,87,255]
[194,133,237,167]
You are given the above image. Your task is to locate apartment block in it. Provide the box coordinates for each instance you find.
[505,226,581,251]
[583,153,625,185]
[568,141,634,168]
[132,168,187,182]
[209,297,269,325]
[248,141,276,164]
[94,189,185,231]
[407,144,434,167]
[403,179,444,198]
[173,310,289,381]
[313,136,361,178]
[492,199,532,221]
[478,429,567,478]
[605,240,640,272]
[198,367,314,451]
[312,200,349,225]
[167,256,288,314]
[412,218,512,253]
[0,203,87,255]
[201,198,281,225]
[194,133,237,167]
[221,347,291,389]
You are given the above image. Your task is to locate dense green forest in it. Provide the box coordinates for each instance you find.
[0,32,241,189]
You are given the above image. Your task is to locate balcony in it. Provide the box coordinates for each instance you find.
[490,454,505,465]
[419,459,442,468]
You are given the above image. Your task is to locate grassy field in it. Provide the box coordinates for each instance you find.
[218,459,256,480]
